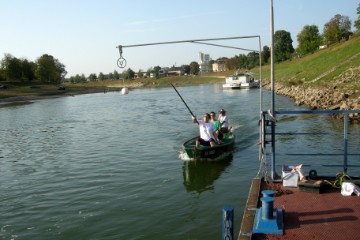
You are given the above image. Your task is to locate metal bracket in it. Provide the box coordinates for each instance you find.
[117,45,127,68]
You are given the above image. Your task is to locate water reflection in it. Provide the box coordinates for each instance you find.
[182,156,232,193]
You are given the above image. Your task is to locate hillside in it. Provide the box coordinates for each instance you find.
[260,34,360,93]
[257,35,360,120]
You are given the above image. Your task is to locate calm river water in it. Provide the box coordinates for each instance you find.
[0,84,359,240]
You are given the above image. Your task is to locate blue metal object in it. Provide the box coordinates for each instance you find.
[222,206,234,240]
[262,190,275,198]
[261,197,274,220]
[253,193,283,234]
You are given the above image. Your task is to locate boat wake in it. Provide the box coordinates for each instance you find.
[179,150,192,161]
[178,149,233,162]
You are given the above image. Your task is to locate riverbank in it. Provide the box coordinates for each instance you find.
[1,76,359,122]
[0,75,224,104]
[262,79,360,122]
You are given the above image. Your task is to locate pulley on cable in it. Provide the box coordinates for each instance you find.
[116,45,127,68]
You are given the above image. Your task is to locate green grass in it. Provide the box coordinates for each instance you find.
[137,75,223,88]
[260,34,360,92]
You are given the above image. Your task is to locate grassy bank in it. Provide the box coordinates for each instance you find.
[260,34,360,94]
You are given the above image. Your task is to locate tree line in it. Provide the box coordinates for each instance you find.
[225,12,358,71]
[1,4,359,83]
[0,54,66,83]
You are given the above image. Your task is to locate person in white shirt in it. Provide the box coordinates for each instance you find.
[192,113,215,148]
[218,109,229,133]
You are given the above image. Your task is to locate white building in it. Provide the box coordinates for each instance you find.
[198,52,211,73]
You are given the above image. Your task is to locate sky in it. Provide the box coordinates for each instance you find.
[0,0,359,77]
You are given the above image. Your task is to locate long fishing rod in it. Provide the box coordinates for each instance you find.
[170,83,196,118]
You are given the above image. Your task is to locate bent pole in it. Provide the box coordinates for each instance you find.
[170,83,196,118]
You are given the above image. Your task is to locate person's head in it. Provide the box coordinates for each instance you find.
[203,113,210,122]
[219,109,226,115]
[210,111,216,120]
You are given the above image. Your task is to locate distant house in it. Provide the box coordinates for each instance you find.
[212,60,227,72]
[167,67,184,76]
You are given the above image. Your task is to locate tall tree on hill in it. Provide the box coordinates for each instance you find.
[247,51,259,69]
[274,30,294,63]
[354,3,360,33]
[323,14,352,44]
[234,54,247,69]
[297,25,321,55]
[262,45,270,64]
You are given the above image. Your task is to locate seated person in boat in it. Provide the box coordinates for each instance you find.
[192,113,215,148]
[218,109,229,134]
[209,111,223,144]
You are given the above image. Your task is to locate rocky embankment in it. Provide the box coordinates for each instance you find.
[263,82,360,122]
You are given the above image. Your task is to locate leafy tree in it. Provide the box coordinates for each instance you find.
[262,45,270,64]
[35,54,66,83]
[354,3,360,33]
[235,54,247,69]
[108,72,114,80]
[189,61,199,75]
[69,74,86,83]
[113,70,120,80]
[152,66,161,78]
[122,68,135,79]
[274,30,294,62]
[323,14,352,44]
[297,25,321,55]
[20,59,36,81]
[98,72,104,81]
[88,73,97,82]
[1,54,22,81]
[0,70,5,81]
[247,51,259,69]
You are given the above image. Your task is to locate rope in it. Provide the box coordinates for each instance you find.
[323,172,351,188]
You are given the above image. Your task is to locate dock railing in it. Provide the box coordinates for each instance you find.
[259,109,360,180]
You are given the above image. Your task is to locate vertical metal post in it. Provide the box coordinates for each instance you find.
[270,0,275,114]
[270,0,276,180]
[344,113,349,173]
[261,197,274,220]
[259,36,263,112]
[222,206,234,240]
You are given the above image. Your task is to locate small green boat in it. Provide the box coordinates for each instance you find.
[182,133,236,160]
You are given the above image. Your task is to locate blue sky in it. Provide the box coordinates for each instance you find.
[0,0,359,77]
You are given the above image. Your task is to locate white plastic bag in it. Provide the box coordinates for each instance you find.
[341,182,360,196]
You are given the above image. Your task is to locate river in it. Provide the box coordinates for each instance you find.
[0,84,359,240]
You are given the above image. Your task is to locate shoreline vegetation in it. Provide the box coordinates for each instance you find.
[1,36,359,121]
[0,75,225,104]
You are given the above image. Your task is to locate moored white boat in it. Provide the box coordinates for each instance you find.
[222,83,241,89]
[223,72,259,89]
